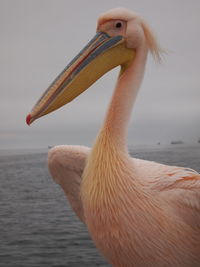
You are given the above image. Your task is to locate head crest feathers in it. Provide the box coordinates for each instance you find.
[141,19,164,63]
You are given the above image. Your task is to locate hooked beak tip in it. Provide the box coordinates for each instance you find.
[26,114,32,126]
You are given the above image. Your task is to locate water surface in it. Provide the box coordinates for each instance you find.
[0,145,199,266]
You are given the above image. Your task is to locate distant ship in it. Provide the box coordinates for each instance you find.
[171,140,184,145]
[198,138,200,144]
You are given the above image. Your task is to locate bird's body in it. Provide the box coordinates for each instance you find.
[49,141,200,266]
[28,8,200,266]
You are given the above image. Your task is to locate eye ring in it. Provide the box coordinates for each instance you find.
[115,22,122,28]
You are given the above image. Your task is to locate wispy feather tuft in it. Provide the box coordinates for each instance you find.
[141,20,165,63]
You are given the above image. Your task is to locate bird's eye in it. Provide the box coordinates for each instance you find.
[115,22,122,28]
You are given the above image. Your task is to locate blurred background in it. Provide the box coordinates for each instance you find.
[0,0,200,150]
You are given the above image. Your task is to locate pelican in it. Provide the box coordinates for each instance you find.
[26,8,200,266]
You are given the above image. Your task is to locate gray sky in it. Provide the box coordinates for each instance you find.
[0,0,200,149]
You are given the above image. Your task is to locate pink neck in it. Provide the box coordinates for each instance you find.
[100,45,148,151]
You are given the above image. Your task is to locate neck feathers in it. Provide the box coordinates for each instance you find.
[99,46,148,151]
[81,128,130,204]
[81,47,149,201]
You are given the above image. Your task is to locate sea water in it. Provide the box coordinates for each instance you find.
[0,145,199,266]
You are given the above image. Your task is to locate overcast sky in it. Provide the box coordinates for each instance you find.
[0,0,200,149]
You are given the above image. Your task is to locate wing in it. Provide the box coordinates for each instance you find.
[132,157,200,227]
[48,145,90,223]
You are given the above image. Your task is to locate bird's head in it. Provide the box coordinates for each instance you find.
[26,8,161,125]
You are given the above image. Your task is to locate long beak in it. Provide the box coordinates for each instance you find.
[26,32,134,125]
